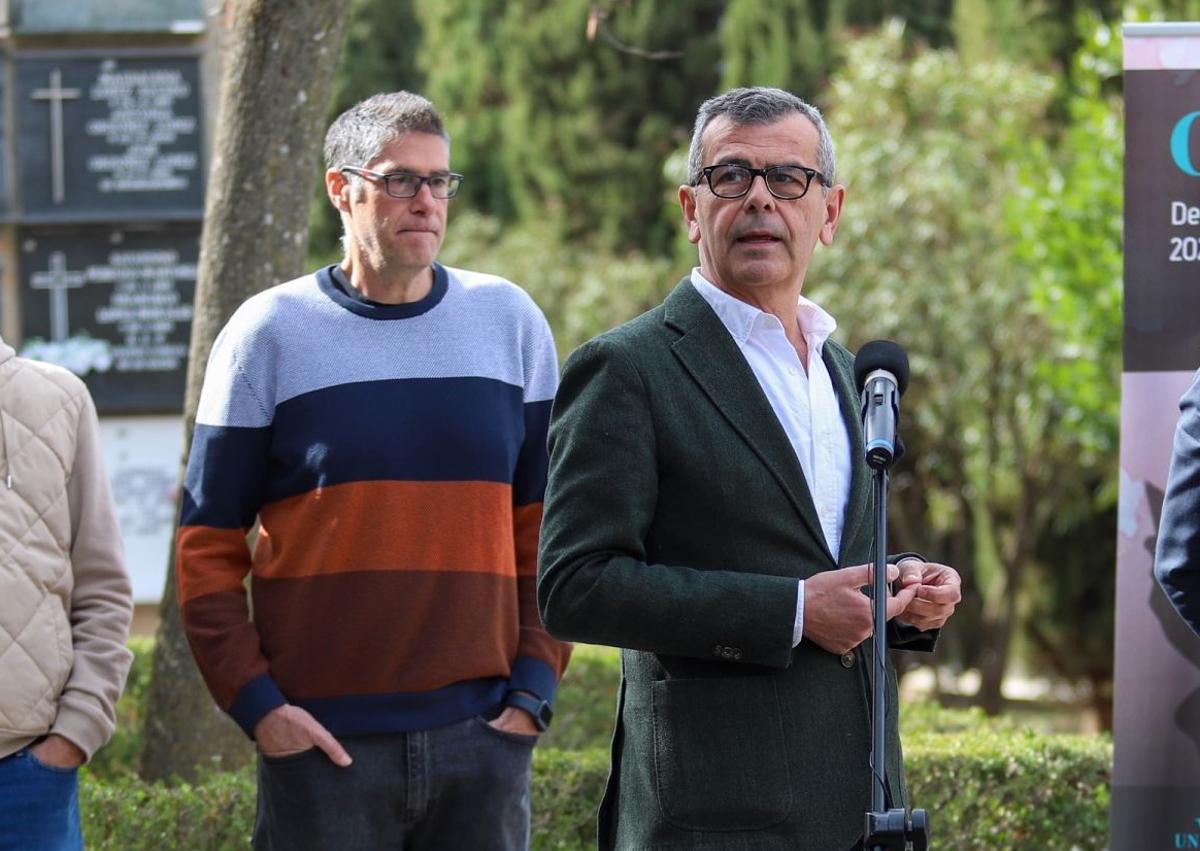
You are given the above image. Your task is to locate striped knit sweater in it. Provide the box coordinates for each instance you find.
[177,263,571,738]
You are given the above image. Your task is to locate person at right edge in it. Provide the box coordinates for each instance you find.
[1156,369,1200,636]
[538,86,963,851]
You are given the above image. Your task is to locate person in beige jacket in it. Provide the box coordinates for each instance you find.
[0,334,133,851]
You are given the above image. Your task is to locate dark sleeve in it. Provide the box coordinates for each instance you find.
[537,337,799,669]
[1155,370,1200,636]
[885,552,939,652]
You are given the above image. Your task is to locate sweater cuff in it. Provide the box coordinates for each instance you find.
[229,674,288,738]
[50,699,113,762]
[507,656,560,706]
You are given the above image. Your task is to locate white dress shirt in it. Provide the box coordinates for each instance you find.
[690,269,852,646]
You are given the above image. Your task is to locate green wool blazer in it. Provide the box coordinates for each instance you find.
[538,278,936,851]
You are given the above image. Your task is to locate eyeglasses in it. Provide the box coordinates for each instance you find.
[340,166,464,199]
[699,163,829,200]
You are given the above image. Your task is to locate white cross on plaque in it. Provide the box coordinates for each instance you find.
[30,252,86,342]
[31,70,82,205]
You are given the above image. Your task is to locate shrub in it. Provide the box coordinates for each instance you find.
[532,747,610,851]
[88,635,154,781]
[901,699,1025,737]
[81,768,255,850]
[82,734,1109,850]
[93,641,1110,849]
[542,645,620,752]
[906,730,1111,851]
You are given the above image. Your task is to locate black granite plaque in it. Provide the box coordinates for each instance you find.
[1125,69,1200,372]
[16,55,204,221]
[19,227,198,412]
[11,0,204,36]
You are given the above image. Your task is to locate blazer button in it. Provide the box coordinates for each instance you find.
[721,646,734,659]
[713,644,724,657]
[732,648,743,661]
[840,652,856,668]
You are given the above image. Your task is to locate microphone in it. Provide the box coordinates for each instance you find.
[854,341,909,471]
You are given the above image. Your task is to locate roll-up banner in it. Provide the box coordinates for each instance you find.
[1112,22,1200,849]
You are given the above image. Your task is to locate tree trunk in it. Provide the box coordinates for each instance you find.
[976,609,1013,716]
[140,0,352,783]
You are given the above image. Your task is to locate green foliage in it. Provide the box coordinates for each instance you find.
[719,0,838,96]
[531,748,611,850]
[540,645,621,751]
[88,636,154,781]
[842,0,957,46]
[417,0,724,254]
[901,700,1024,737]
[1125,0,1200,21]
[80,768,256,850]
[438,211,683,360]
[952,0,1061,67]
[1008,12,1122,470]
[906,730,1112,849]
[1008,13,1122,701]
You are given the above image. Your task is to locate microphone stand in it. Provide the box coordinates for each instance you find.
[863,460,929,851]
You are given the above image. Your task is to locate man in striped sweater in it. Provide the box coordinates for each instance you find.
[177,91,571,850]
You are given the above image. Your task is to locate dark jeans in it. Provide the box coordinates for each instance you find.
[254,716,536,850]
[0,747,83,851]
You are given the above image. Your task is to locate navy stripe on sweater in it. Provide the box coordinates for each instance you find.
[183,379,552,529]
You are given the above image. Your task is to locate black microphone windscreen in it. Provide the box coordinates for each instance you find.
[854,340,910,396]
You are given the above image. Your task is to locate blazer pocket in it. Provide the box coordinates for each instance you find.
[651,675,792,832]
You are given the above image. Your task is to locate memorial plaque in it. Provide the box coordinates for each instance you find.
[98,416,185,602]
[16,54,204,221]
[19,227,198,412]
[11,0,204,36]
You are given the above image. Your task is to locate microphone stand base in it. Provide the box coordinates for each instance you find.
[864,808,929,851]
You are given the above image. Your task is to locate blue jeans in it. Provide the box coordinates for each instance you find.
[0,747,83,851]
[254,715,536,850]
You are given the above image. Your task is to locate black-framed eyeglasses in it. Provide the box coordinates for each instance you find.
[699,163,829,200]
[340,166,464,199]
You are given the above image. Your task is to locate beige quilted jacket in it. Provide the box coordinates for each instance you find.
[0,335,133,761]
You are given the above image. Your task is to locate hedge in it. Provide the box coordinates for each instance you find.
[908,731,1110,850]
[77,642,1111,849]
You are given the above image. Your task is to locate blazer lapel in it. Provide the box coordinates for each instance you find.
[662,279,831,560]
[824,343,870,566]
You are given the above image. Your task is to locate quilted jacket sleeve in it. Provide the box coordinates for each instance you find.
[56,386,134,760]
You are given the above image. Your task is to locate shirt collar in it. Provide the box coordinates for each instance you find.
[689,267,838,351]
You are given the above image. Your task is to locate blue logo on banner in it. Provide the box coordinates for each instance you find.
[1175,817,1200,847]
[1172,112,1200,176]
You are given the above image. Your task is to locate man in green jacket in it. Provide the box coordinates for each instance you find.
[538,87,962,850]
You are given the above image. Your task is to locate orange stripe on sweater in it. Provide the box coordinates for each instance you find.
[252,480,517,581]
[177,526,253,604]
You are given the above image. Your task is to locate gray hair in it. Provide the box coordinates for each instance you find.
[685,87,836,188]
[324,91,449,171]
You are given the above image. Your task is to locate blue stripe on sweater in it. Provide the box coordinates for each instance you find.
[182,377,550,528]
[293,677,509,736]
[515,399,552,505]
[181,423,273,529]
